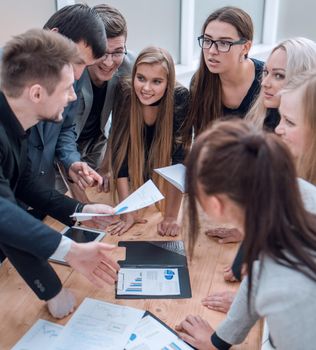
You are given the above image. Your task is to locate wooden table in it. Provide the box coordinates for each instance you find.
[0,194,262,349]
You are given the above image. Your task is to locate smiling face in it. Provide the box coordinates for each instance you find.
[88,35,126,86]
[202,20,248,74]
[276,86,308,160]
[133,63,168,106]
[261,48,287,108]
[38,64,76,123]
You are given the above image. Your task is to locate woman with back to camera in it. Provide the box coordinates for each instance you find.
[176,119,316,350]
[104,46,189,236]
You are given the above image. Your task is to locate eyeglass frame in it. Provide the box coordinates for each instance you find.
[197,35,247,53]
[102,46,127,61]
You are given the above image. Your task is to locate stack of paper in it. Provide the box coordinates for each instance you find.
[154,164,186,193]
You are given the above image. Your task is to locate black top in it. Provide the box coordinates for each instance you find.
[223,58,264,118]
[0,91,79,226]
[78,81,107,141]
[117,86,189,179]
[263,108,280,132]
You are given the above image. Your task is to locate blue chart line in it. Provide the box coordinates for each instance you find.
[126,273,143,292]
[161,342,183,350]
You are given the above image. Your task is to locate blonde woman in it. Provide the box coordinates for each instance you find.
[246,37,316,131]
[105,47,189,236]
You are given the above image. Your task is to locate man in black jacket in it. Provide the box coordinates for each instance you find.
[0,29,119,318]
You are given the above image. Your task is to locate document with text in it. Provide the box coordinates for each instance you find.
[11,319,63,350]
[117,268,180,296]
[51,298,144,350]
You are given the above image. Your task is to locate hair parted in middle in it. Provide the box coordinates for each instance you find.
[107,46,176,196]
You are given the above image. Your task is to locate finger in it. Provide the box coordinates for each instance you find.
[94,265,117,284]
[98,261,119,278]
[135,219,147,224]
[78,179,87,191]
[78,172,94,187]
[176,330,197,347]
[118,224,132,236]
[80,162,90,176]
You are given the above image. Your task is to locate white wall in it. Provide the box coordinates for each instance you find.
[80,0,181,63]
[0,0,55,46]
[277,0,316,41]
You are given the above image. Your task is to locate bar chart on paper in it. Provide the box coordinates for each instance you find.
[162,342,190,350]
[125,272,143,293]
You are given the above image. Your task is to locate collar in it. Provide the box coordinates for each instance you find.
[0,91,28,139]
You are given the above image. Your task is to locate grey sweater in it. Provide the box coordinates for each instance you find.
[216,257,316,349]
[214,178,316,349]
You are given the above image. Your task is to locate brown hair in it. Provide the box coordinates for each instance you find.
[108,46,176,196]
[183,6,253,144]
[1,28,79,98]
[93,4,127,39]
[186,119,316,300]
[281,70,316,184]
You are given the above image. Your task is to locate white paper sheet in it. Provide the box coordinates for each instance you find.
[11,319,63,350]
[51,298,144,350]
[117,268,180,296]
[71,180,164,221]
[125,314,194,350]
[154,164,186,193]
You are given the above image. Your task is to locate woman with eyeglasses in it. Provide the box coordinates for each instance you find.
[183,6,263,144]
[176,120,316,350]
[103,46,189,236]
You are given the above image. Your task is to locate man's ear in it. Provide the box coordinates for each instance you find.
[28,84,43,103]
[51,27,59,33]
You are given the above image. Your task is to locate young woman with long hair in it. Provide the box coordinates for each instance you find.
[104,46,189,236]
[246,37,316,131]
[183,6,263,144]
[176,119,316,349]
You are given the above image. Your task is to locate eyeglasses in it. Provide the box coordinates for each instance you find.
[198,36,247,53]
[102,47,127,61]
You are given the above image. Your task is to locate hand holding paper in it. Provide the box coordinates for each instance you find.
[71,180,164,222]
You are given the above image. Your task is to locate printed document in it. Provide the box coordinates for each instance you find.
[71,180,164,221]
[154,164,186,193]
[117,268,180,296]
[125,314,194,350]
[11,319,63,350]
[51,298,144,350]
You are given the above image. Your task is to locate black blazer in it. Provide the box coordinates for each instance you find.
[0,91,80,300]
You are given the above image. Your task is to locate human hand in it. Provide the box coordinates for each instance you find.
[98,174,110,193]
[157,216,180,236]
[202,291,235,313]
[47,288,76,319]
[107,213,147,236]
[223,265,238,282]
[69,162,103,191]
[82,203,118,229]
[65,241,120,288]
[205,227,242,244]
[175,315,216,350]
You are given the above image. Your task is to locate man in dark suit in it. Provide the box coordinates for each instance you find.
[0,29,119,319]
[27,4,107,206]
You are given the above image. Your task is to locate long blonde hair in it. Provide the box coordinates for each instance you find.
[246,37,316,129]
[281,70,316,184]
[108,46,176,197]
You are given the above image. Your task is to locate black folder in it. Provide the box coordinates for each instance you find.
[116,240,192,299]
